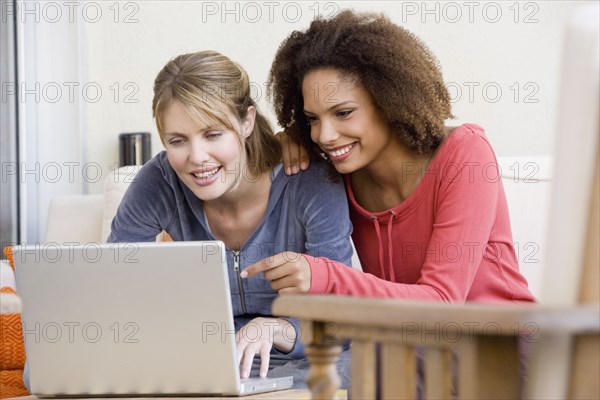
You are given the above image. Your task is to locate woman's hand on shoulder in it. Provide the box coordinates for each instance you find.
[241,252,311,294]
[277,130,310,175]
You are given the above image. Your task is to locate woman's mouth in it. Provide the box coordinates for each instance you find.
[325,143,356,162]
[190,166,222,185]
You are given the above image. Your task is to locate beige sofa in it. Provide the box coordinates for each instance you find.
[44,166,168,244]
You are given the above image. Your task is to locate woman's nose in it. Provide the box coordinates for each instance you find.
[314,119,340,145]
[189,140,210,165]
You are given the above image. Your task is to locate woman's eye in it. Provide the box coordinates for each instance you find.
[337,110,353,118]
[205,132,222,140]
[305,116,318,125]
[168,139,183,146]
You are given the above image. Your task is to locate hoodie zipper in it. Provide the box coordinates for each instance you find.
[232,250,248,314]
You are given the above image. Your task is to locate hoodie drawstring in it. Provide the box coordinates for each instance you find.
[387,211,396,281]
[370,216,387,280]
[370,211,397,281]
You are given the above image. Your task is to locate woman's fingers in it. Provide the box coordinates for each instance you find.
[241,252,292,278]
[236,319,275,379]
[270,275,305,293]
[240,347,255,379]
[259,346,271,378]
[277,130,311,175]
[241,252,311,293]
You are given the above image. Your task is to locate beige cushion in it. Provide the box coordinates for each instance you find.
[45,195,104,244]
[101,166,142,241]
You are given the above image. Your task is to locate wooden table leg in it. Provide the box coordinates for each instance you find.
[304,322,343,400]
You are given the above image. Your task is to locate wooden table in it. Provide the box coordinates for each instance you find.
[273,295,600,400]
[13,389,347,400]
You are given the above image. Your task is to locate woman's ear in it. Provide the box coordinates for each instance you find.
[240,106,256,139]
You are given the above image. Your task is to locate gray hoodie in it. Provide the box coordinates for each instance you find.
[107,151,353,360]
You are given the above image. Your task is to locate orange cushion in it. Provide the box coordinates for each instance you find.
[0,370,28,398]
[0,293,25,370]
[1,246,29,399]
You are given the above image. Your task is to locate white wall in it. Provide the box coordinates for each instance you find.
[12,1,87,243]
[81,0,585,194]
[11,0,588,240]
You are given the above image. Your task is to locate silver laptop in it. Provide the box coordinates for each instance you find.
[14,241,293,396]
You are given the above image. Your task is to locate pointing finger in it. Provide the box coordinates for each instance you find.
[240,252,289,279]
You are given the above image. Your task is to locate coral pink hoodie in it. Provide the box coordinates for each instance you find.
[306,124,535,303]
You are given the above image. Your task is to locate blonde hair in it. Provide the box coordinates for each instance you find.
[153,50,281,176]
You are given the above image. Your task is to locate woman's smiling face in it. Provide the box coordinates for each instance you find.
[302,68,395,175]
[161,100,252,202]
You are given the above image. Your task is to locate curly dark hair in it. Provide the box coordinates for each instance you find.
[268,10,454,156]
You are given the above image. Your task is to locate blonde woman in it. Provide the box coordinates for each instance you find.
[108,51,353,384]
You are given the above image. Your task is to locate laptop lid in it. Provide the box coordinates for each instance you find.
[14,241,289,396]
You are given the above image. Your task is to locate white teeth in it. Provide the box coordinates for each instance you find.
[193,168,220,179]
[329,144,355,157]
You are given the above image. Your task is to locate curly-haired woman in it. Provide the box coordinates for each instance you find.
[242,10,535,304]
